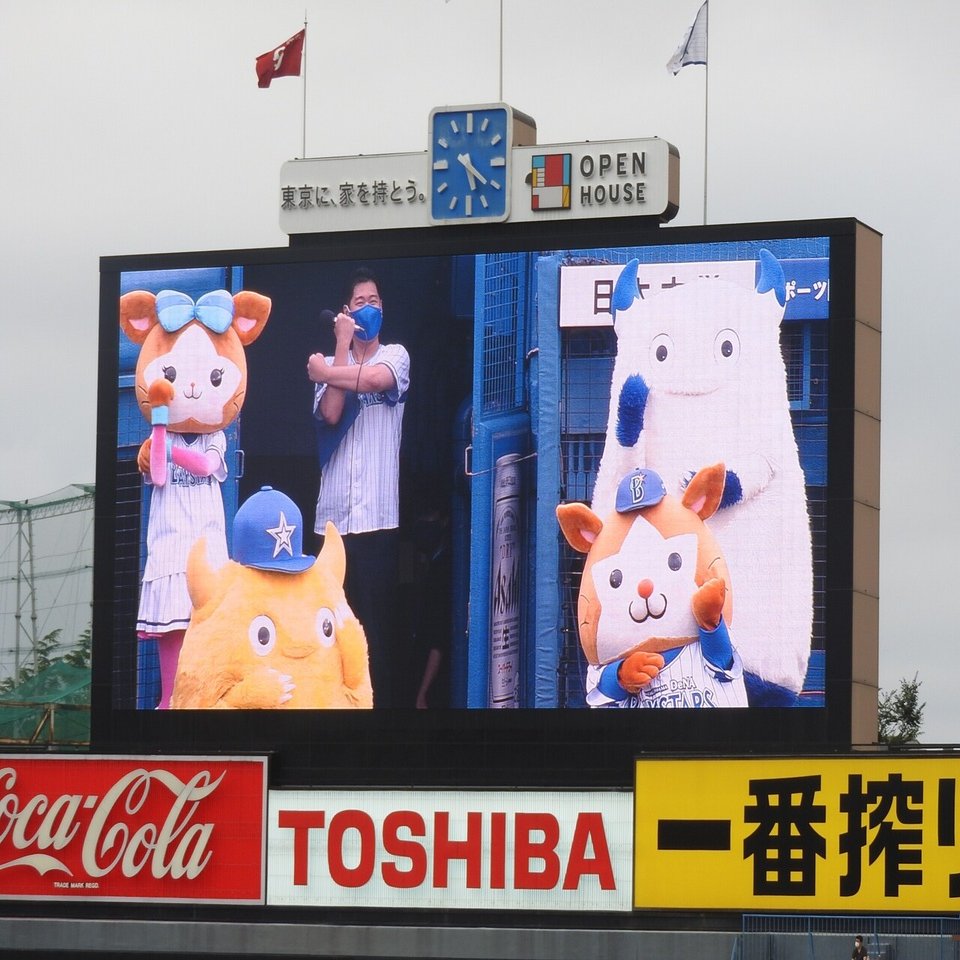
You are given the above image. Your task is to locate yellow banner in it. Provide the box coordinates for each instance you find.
[634,757,960,911]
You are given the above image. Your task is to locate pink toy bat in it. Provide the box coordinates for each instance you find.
[148,379,175,486]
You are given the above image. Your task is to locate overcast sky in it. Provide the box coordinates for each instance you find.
[2,0,957,738]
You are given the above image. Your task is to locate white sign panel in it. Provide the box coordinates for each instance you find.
[267,789,632,911]
[516,139,677,225]
[280,138,677,235]
[558,260,759,327]
[280,152,430,233]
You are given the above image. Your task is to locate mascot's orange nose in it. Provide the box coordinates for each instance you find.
[637,579,654,599]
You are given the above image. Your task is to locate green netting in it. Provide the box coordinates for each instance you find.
[0,661,90,745]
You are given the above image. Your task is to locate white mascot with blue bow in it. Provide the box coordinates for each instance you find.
[120,288,272,708]
[590,251,813,705]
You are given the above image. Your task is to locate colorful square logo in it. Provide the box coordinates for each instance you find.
[531,153,572,211]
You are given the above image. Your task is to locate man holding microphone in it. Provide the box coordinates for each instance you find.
[307,267,410,708]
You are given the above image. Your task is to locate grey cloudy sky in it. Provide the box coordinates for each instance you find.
[2,0,957,737]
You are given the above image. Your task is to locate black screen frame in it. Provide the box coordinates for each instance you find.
[93,215,869,787]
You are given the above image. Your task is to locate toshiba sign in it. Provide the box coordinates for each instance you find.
[267,790,632,910]
[0,755,267,903]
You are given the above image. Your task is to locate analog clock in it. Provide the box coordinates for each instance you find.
[429,104,512,223]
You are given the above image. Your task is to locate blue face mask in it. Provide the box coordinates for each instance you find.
[350,303,383,342]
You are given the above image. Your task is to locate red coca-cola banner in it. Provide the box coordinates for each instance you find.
[0,755,267,902]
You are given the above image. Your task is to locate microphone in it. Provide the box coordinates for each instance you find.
[320,308,362,331]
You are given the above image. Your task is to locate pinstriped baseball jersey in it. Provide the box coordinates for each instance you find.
[585,641,748,708]
[313,343,410,535]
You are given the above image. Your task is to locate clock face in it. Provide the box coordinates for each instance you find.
[429,105,511,223]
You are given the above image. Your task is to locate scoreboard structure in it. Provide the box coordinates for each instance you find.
[0,113,887,957]
[90,213,881,783]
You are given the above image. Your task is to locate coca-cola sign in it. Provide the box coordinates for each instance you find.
[0,755,267,902]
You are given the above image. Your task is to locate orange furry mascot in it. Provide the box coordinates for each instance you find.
[171,486,373,709]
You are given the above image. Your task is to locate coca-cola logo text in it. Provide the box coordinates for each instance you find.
[0,766,223,881]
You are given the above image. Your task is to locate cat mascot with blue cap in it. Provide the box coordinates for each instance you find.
[171,487,373,709]
[558,464,747,708]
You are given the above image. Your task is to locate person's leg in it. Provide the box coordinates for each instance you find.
[344,530,399,708]
[155,629,186,709]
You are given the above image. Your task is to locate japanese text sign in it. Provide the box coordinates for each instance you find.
[558,258,828,328]
[634,757,960,911]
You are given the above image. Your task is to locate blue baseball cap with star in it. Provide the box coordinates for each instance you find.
[232,486,314,573]
[615,468,667,513]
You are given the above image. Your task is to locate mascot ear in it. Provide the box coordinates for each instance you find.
[757,250,787,318]
[320,522,346,586]
[119,291,158,344]
[556,503,603,554]
[756,248,787,311]
[682,463,726,520]
[232,291,272,345]
[611,258,641,321]
[186,538,235,613]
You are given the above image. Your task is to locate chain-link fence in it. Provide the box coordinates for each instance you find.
[0,485,93,684]
[738,915,960,960]
[0,484,93,745]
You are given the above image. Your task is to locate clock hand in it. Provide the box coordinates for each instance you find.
[457,152,488,188]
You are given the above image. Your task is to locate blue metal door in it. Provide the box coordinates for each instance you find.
[465,253,535,708]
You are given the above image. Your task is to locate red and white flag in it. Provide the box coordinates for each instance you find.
[256,28,305,88]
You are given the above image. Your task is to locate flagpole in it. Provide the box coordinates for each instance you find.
[301,12,308,157]
[666,2,710,221]
[499,0,504,101]
[702,1,709,224]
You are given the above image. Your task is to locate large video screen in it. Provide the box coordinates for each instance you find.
[93,218,871,782]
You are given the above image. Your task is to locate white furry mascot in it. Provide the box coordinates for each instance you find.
[591,250,812,704]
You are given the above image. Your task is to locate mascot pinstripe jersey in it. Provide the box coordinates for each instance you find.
[590,252,813,704]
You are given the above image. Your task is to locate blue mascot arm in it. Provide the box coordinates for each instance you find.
[683,468,742,509]
[720,469,743,509]
[616,374,649,447]
[597,661,629,702]
[699,616,734,671]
